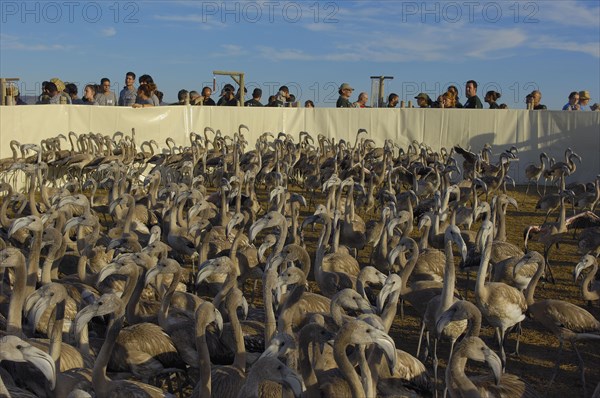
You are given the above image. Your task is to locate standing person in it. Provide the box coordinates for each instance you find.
[441,91,456,108]
[83,84,98,105]
[353,92,369,108]
[387,93,399,108]
[45,82,61,104]
[222,89,239,106]
[50,78,72,104]
[530,90,547,110]
[464,80,483,109]
[448,85,463,108]
[304,100,315,108]
[119,72,137,106]
[173,89,189,105]
[578,90,592,110]
[217,84,235,106]
[336,83,354,108]
[65,83,84,104]
[484,90,501,109]
[138,74,160,106]
[415,93,431,108]
[201,86,216,105]
[95,78,117,106]
[245,88,263,107]
[132,84,154,108]
[562,91,580,111]
[274,85,290,107]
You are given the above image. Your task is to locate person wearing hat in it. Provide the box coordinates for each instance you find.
[415,93,431,108]
[337,83,354,108]
[217,84,236,106]
[578,90,591,110]
[245,88,263,107]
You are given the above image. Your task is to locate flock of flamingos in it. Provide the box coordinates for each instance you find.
[0,126,599,398]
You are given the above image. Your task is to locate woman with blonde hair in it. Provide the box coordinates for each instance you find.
[441,91,456,108]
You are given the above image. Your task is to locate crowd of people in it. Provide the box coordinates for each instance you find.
[9,73,599,111]
[337,80,598,111]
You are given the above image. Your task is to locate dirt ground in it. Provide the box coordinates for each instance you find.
[286,184,600,398]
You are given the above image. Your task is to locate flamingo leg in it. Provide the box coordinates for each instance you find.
[416,320,426,359]
[549,338,564,387]
[571,341,587,397]
[433,337,439,398]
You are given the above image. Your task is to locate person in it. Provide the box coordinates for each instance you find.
[217,84,235,106]
[119,72,137,106]
[448,85,463,108]
[415,93,431,108]
[95,78,117,106]
[36,81,51,104]
[336,83,354,108]
[304,100,315,108]
[464,80,482,109]
[82,84,98,105]
[50,78,72,104]
[530,90,547,110]
[221,89,239,106]
[189,91,200,104]
[201,87,216,106]
[138,74,160,106]
[266,95,278,107]
[65,83,84,104]
[499,103,508,109]
[9,86,27,105]
[387,93,399,108]
[590,103,600,111]
[245,88,263,107]
[45,82,62,104]
[562,91,580,111]
[155,90,166,106]
[440,91,456,108]
[578,90,591,110]
[132,84,154,108]
[274,86,290,107]
[173,89,189,105]
[353,92,369,108]
[484,90,501,109]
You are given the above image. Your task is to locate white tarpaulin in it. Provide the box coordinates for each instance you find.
[1,105,598,183]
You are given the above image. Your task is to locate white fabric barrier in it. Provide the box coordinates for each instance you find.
[1,105,599,183]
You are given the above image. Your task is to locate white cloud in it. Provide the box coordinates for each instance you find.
[209,44,249,58]
[0,34,71,51]
[538,1,600,28]
[153,14,226,31]
[530,37,600,58]
[101,27,117,37]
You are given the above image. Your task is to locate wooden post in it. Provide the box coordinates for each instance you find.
[0,78,20,106]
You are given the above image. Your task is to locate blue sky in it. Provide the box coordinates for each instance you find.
[1,0,599,109]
